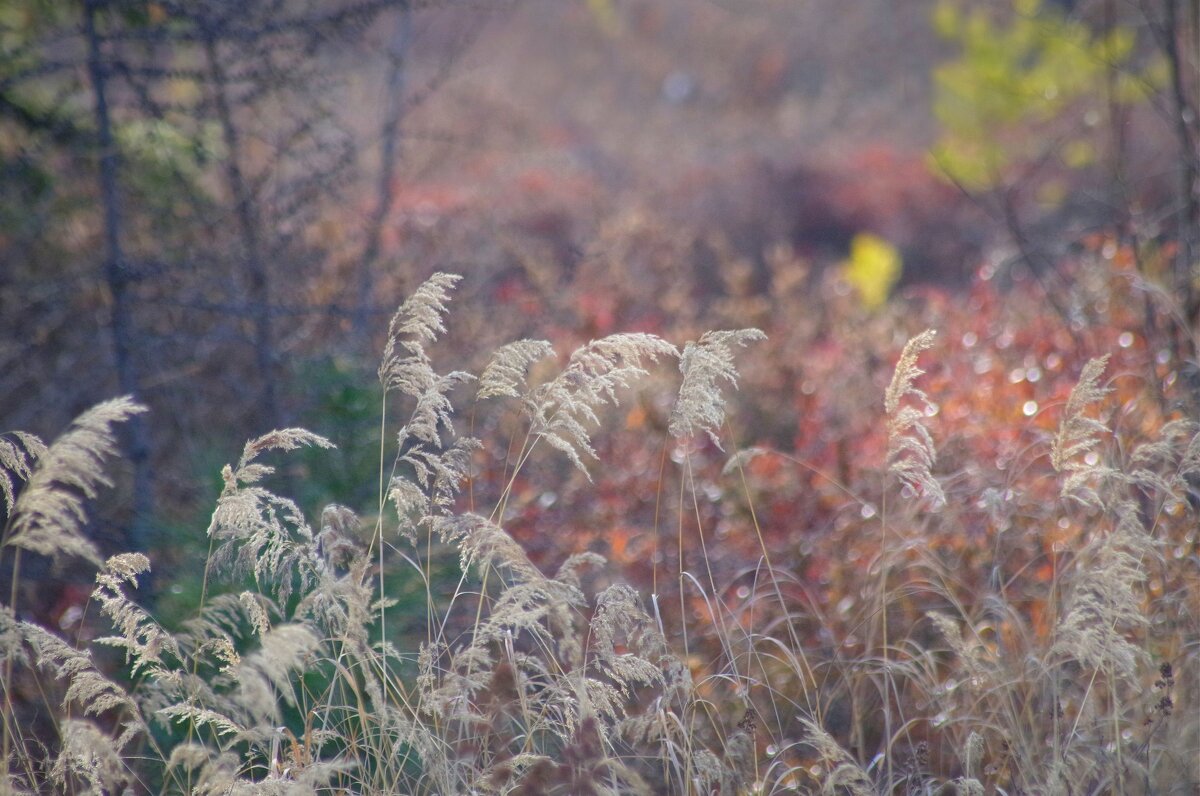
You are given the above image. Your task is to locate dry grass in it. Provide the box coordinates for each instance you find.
[0,272,1196,794]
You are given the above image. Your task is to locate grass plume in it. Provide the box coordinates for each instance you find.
[0,274,1195,794]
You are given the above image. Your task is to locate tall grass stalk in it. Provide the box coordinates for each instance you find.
[0,276,1195,794]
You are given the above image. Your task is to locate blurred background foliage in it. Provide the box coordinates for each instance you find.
[0,2,1197,783]
[1,0,1195,596]
[930,0,1164,192]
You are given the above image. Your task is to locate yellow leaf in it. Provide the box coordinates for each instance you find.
[842,233,902,310]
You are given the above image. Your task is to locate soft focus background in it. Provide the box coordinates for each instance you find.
[6,0,1190,553]
[2,0,1198,791]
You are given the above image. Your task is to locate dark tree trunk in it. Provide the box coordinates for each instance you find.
[204,36,280,428]
[1163,0,1200,327]
[84,0,156,558]
[355,1,412,342]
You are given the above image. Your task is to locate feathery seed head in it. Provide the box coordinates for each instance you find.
[885,331,944,507]
[5,397,147,568]
[669,328,765,448]
[530,333,677,476]
[1052,355,1114,508]
[379,272,461,388]
[478,339,555,401]
[0,431,45,519]
[885,330,937,416]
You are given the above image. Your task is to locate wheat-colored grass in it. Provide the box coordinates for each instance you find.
[0,274,1195,794]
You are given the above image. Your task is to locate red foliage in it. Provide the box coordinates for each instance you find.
[464,230,1195,667]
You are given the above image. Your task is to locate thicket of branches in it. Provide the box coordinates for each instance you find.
[0,0,436,553]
